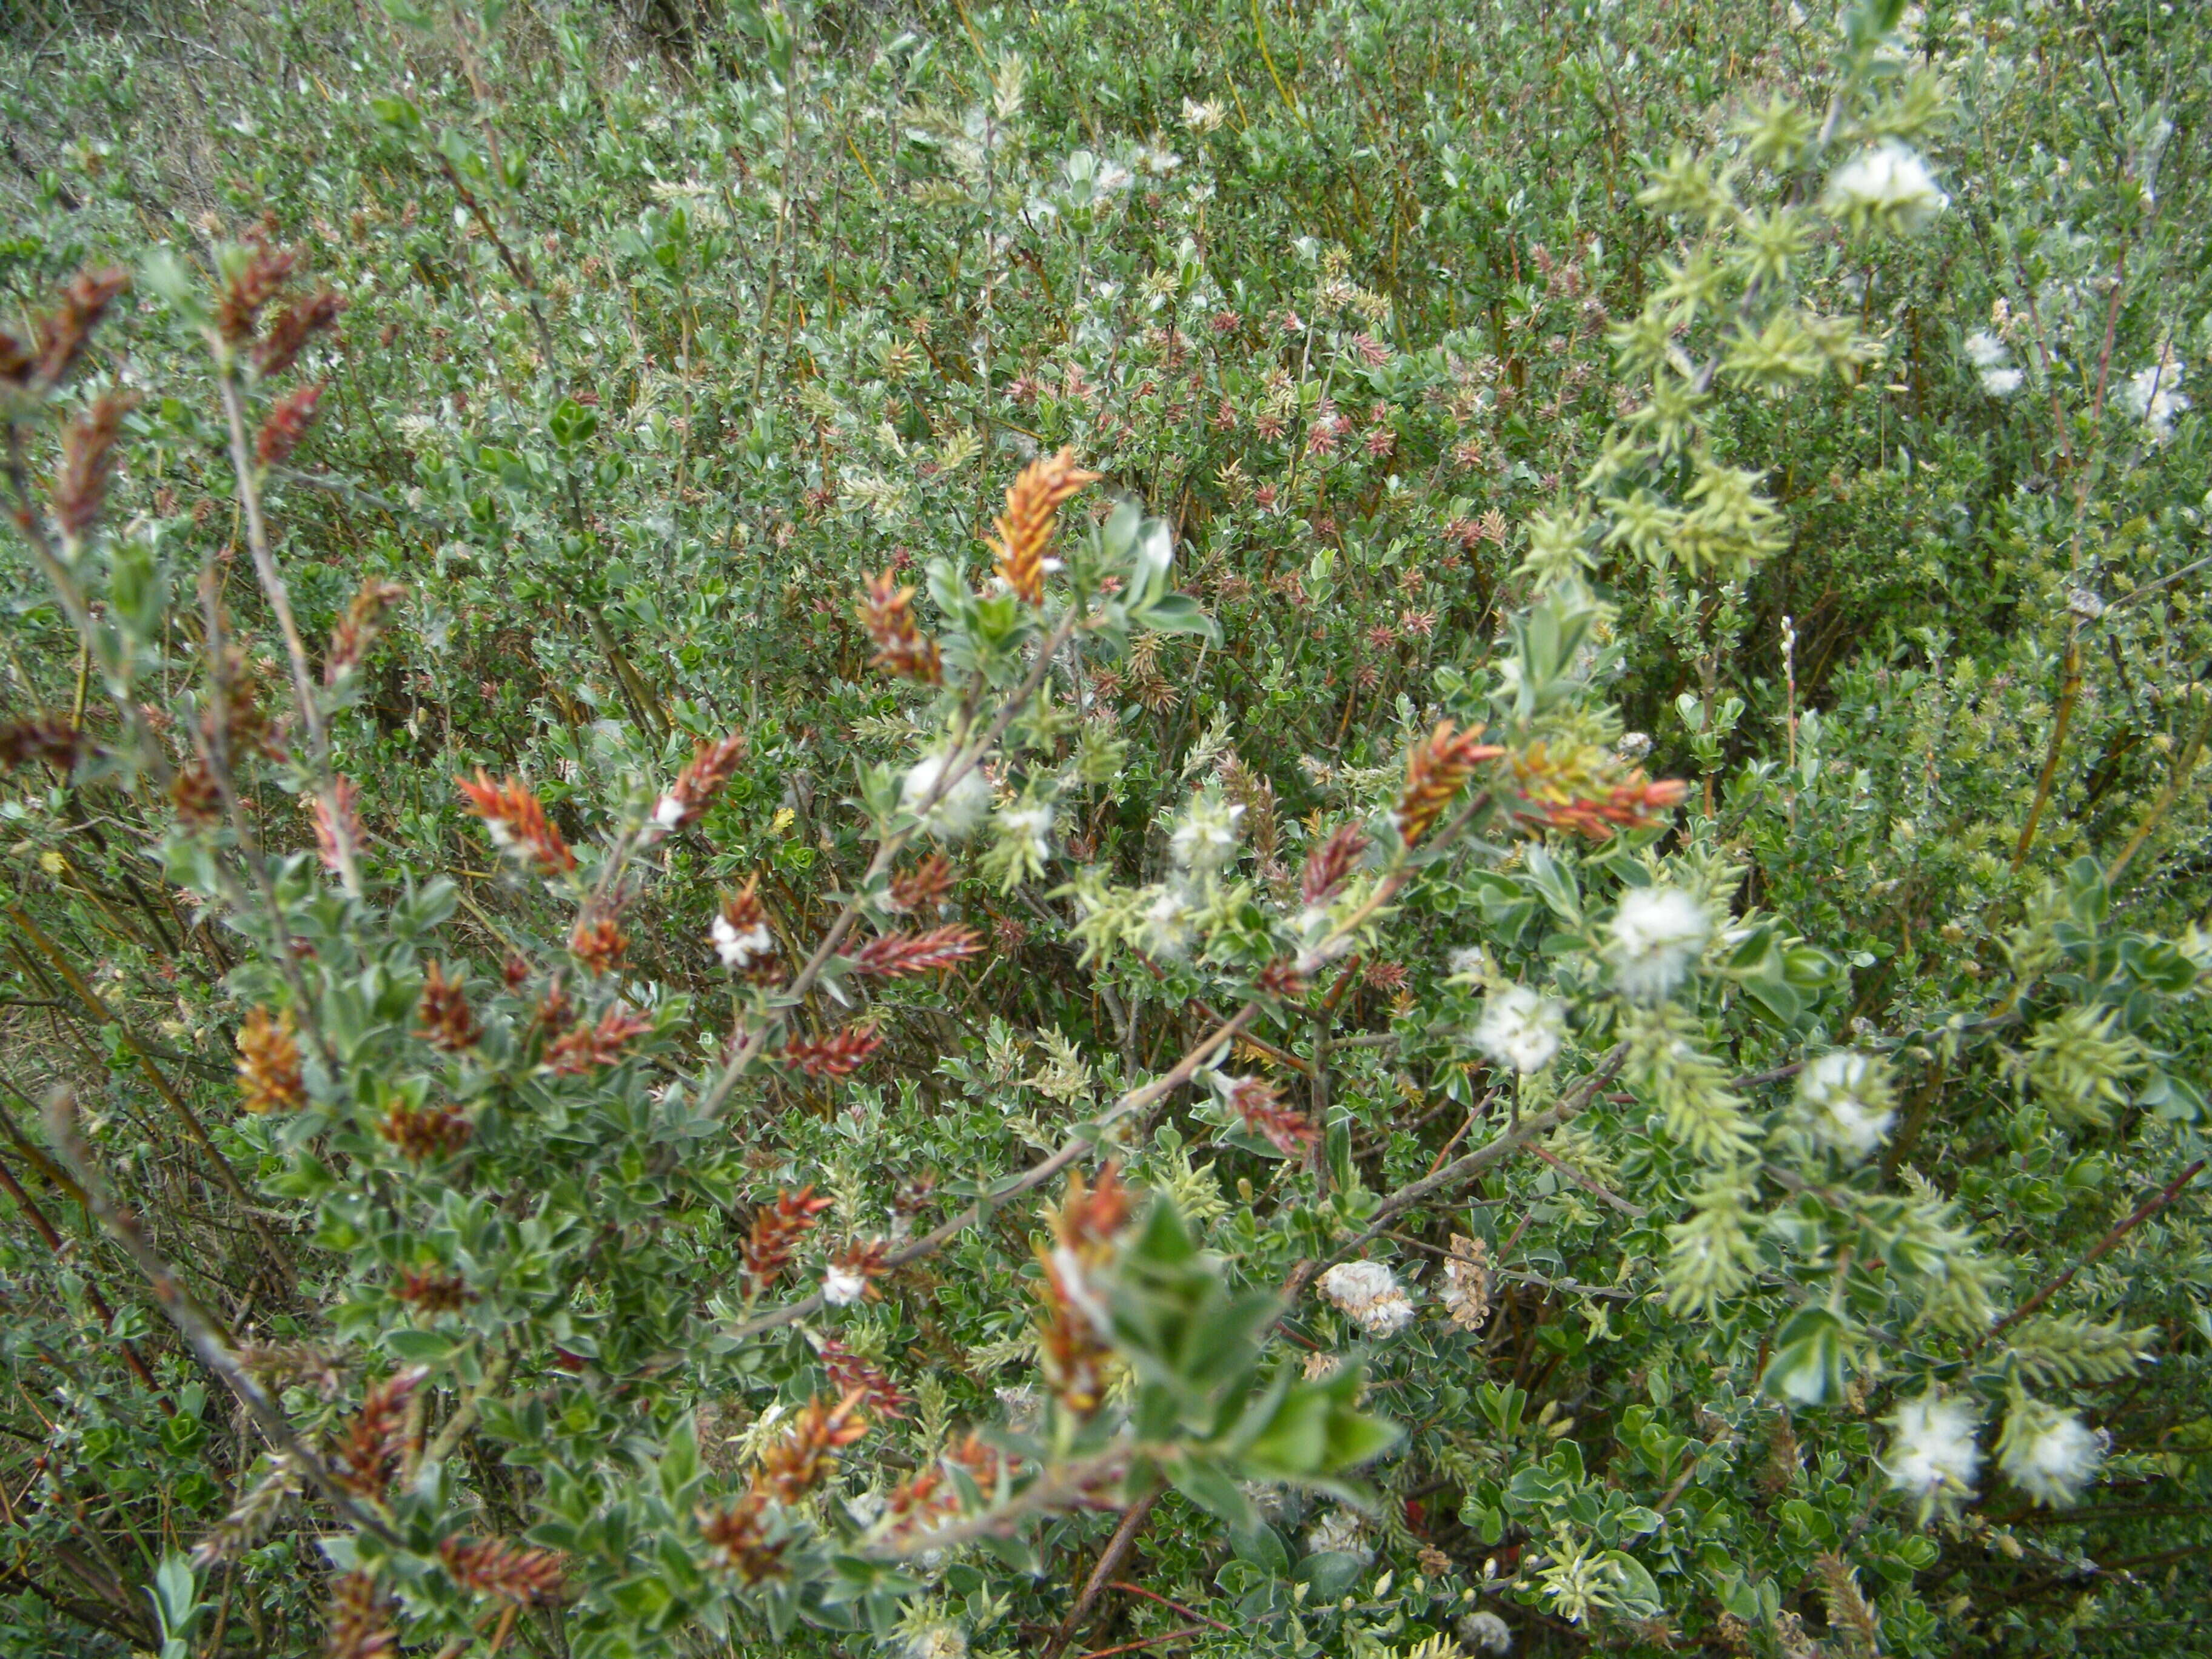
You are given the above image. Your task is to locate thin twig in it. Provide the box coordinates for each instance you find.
[1982,1159,2205,1346]
[41,1090,402,1546]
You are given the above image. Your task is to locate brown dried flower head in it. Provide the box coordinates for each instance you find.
[31,265,129,387]
[754,1391,871,1505]
[846,923,982,979]
[776,1024,883,1079]
[1510,740,1690,842]
[0,714,83,774]
[458,769,576,877]
[859,571,943,684]
[395,1265,472,1312]
[699,1492,784,1583]
[439,1537,569,1606]
[218,237,299,344]
[1299,823,1371,907]
[652,733,746,834]
[378,1098,473,1162]
[1393,719,1505,846]
[743,1185,834,1289]
[323,1569,397,1659]
[324,579,406,686]
[236,1007,305,1113]
[886,853,956,915]
[544,1006,652,1075]
[256,382,326,467]
[415,961,480,1051]
[568,905,629,976]
[334,1368,425,1500]
[1256,957,1309,1000]
[1441,1234,1493,1333]
[988,446,1099,605]
[50,392,134,541]
[1228,1076,1319,1156]
[816,1335,907,1419]
[254,286,346,379]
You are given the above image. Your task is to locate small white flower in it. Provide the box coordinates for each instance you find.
[901,752,992,841]
[1798,1050,1895,1159]
[1316,1259,1416,1336]
[1980,366,2024,397]
[1170,794,1245,873]
[1460,1610,1514,1654]
[1472,985,1566,1074]
[1094,160,1134,197]
[2121,349,2190,442]
[1999,1400,2103,1507]
[1447,945,1487,978]
[1823,141,1949,235]
[1607,886,1710,1001]
[711,913,774,971]
[642,791,686,841]
[821,1264,868,1307]
[1883,1395,1981,1505]
[1304,1507,1373,1563]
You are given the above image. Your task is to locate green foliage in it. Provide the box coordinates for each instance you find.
[0,0,2208,1655]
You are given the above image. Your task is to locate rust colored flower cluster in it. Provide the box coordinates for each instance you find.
[254,286,346,380]
[458,770,576,877]
[0,714,83,774]
[1256,957,1309,1000]
[378,1098,473,1162]
[1393,720,1505,846]
[1510,740,1691,840]
[415,962,480,1051]
[438,1537,569,1606]
[654,733,747,833]
[883,1432,1011,1542]
[218,237,300,344]
[334,1368,424,1500]
[395,1265,472,1312]
[568,903,629,976]
[699,1491,782,1584]
[743,1186,834,1290]
[846,924,982,979]
[702,1389,878,1584]
[1228,1076,1319,1156]
[886,853,956,914]
[324,579,407,685]
[1301,823,1371,907]
[858,571,943,684]
[323,1570,397,1659]
[1034,1164,1130,1413]
[256,382,325,466]
[50,392,133,541]
[817,1336,907,1419]
[988,446,1099,605]
[756,1390,872,1504]
[236,1007,304,1114]
[545,1006,652,1074]
[776,1024,882,1079]
[0,265,129,389]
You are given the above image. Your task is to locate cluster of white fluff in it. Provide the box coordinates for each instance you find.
[900,751,991,840]
[1963,329,2023,397]
[1316,1259,1416,1336]
[1824,141,1948,234]
[1607,886,1709,1001]
[1472,984,1566,1073]
[710,913,773,972]
[1798,1050,1895,1159]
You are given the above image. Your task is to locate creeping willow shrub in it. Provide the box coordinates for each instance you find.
[0,0,2208,1656]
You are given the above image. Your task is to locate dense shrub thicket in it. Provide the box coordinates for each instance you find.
[1,0,2208,1654]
